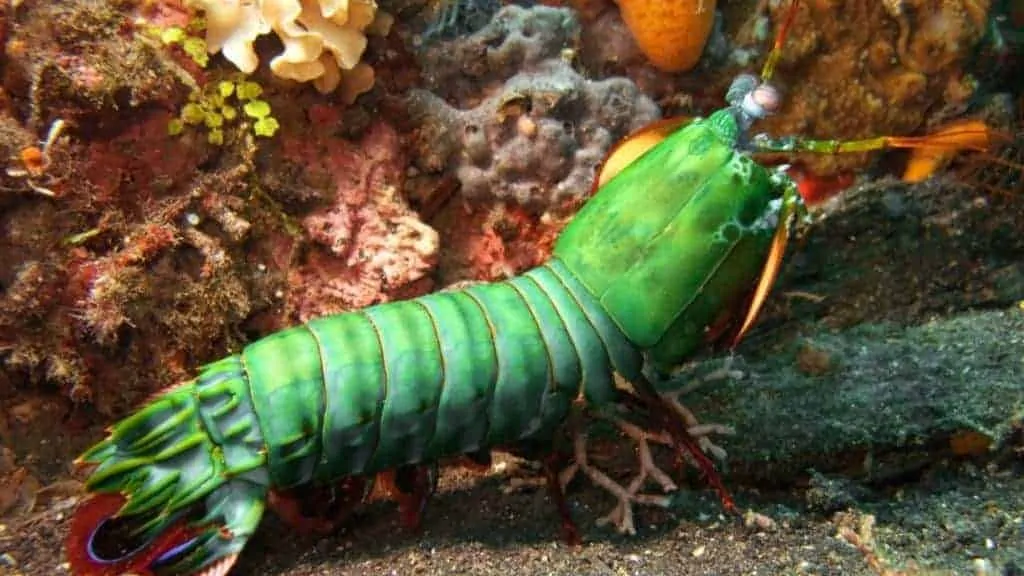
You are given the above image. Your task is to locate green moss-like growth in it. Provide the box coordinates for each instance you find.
[242,99,280,137]
[145,17,279,142]
[253,117,280,138]
[181,37,209,68]
[150,19,210,68]
[168,78,280,144]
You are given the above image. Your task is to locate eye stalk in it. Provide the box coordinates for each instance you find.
[746,84,782,118]
[726,73,783,133]
[738,81,781,122]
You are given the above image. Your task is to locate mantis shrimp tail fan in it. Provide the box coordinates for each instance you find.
[66,356,269,576]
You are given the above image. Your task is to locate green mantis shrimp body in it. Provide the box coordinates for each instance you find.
[67,68,810,576]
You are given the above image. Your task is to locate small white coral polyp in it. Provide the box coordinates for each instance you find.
[187,0,392,99]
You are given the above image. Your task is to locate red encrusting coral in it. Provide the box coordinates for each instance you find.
[434,202,569,284]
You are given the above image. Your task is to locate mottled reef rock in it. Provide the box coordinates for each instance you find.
[407,5,660,210]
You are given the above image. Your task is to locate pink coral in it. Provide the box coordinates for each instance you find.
[280,122,439,322]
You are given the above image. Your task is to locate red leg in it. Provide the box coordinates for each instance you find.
[267,476,371,536]
[542,452,581,546]
[376,464,438,532]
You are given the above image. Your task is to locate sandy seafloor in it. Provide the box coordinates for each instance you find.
[1,439,1022,576]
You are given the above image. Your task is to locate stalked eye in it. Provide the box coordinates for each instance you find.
[751,85,782,115]
[741,84,783,119]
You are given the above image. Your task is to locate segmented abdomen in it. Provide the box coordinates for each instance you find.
[222,257,641,489]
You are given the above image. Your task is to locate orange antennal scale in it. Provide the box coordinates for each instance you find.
[595,116,693,188]
[731,209,790,347]
[730,180,804,348]
[895,119,1013,182]
[887,119,1003,151]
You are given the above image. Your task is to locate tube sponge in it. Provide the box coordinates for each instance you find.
[186,0,393,100]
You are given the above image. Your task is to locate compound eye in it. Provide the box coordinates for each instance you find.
[751,85,782,115]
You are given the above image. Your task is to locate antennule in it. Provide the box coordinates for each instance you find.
[760,0,802,82]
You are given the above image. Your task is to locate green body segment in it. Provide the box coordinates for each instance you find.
[554,110,786,372]
[243,329,326,488]
[290,258,645,483]
[362,300,447,472]
[304,313,388,482]
[83,258,646,498]
[415,290,499,461]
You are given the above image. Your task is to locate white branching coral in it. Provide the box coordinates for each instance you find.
[186,0,393,100]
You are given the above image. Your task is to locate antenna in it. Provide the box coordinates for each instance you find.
[759,0,801,83]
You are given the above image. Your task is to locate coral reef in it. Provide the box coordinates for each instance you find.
[406,55,659,210]
[0,0,436,420]
[413,5,586,104]
[276,121,440,323]
[418,0,503,42]
[1,0,220,414]
[431,200,565,283]
[183,0,394,99]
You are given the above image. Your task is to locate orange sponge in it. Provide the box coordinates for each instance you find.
[615,0,716,72]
